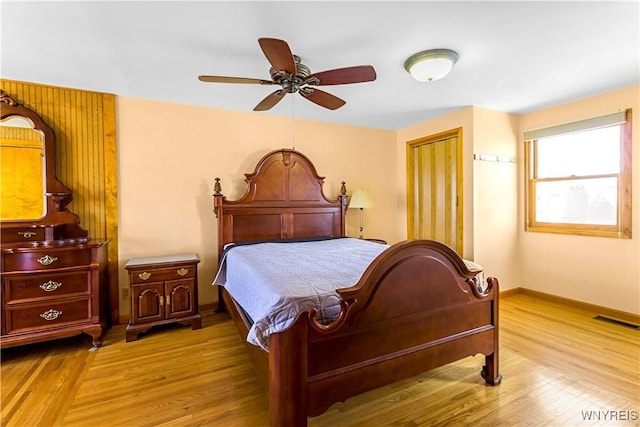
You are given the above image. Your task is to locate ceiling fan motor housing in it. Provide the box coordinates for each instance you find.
[270,55,313,93]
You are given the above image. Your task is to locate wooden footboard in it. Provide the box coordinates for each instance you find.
[222,239,501,427]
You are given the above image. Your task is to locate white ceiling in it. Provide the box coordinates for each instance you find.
[2,1,639,130]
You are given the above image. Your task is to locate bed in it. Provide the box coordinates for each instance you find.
[213,148,501,426]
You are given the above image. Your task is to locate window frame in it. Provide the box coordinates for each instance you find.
[524,109,632,238]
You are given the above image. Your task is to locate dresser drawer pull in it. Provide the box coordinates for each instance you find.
[40,309,63,321]
[177,268,189,276]
[37,255,58,266]
[18,231,37,239]
[138,272,151,281]
[159,296,164,306]
[39,280,63,292]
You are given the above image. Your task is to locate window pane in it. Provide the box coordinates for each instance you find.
[535,177,618,225]
[537,126,620,178]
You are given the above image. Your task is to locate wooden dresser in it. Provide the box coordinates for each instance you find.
[1,240,109,348]
[0,90,110,349]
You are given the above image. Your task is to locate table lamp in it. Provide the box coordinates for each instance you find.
[349,189,372,239]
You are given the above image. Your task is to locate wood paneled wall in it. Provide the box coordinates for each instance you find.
[0,79,120,323]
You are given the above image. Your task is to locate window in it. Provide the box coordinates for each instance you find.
[524,110,632,238]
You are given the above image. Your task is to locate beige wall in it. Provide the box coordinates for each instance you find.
[395,106,521,290]
[116,97,397,316]
[471,107,520,290]
[117,85,639,318]
[394,86,639,314]
[518,85,640,315]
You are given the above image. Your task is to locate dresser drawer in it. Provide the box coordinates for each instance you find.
[3,270,91,303]
[3,297,91,334]
[3,248,93,272]
[0,228,46,244]
[129,264,196,284]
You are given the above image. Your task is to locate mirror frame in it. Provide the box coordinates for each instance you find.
[0,89,86,238]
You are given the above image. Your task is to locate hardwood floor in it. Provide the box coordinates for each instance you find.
[2,294,638,426]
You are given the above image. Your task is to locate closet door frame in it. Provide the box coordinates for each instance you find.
[406,127,464,254]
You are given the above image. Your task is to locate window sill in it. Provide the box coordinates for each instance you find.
[525,225,631,239]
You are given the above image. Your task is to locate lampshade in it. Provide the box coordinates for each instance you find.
[349,189,372,209]
[404,49,459,82]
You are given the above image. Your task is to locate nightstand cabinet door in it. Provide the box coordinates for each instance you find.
[131,282,164,324]
[165,279,196,319]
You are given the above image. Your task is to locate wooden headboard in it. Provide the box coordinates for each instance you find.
[213,149,348,256]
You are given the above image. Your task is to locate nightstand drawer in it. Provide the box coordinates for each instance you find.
[129,265,196,284]
[3,297,91,334]
[3,270,91,303]
[3,248,93,271]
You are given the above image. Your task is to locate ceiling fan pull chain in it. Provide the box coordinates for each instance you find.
[291,94,296,150]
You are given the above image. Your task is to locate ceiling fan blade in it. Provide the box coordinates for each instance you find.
[299,88,346,110]
[307,65,377,86]
[258,38,297,75]
[253,90,286,111]
[198,75,273,85]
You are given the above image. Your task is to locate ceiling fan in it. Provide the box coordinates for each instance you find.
[198,38,377,111]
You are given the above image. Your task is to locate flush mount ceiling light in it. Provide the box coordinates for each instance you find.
[404,49,459,82]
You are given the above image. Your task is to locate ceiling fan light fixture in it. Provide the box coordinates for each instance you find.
[404,49,459,82]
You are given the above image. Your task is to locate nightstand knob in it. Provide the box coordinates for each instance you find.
[138,272,151,281]
[177,268,188,276]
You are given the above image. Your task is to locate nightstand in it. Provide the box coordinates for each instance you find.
[125,253,201,342]
[365,238,388,244]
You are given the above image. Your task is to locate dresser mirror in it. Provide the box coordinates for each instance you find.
[1,115,46,221]
[0,89,88,244]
